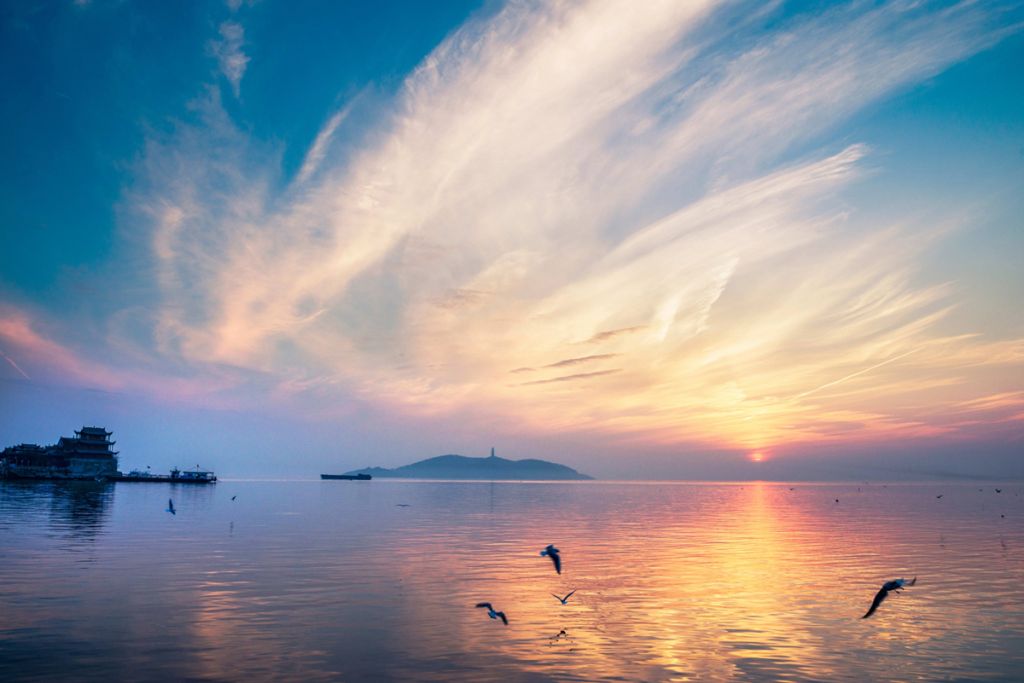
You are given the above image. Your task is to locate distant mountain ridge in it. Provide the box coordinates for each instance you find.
[344,451,593,480]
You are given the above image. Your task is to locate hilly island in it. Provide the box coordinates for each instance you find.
[343,450,593,481]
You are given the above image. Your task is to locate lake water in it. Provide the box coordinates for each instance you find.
[1,480,1022,681]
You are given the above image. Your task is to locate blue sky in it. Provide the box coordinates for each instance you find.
[1,1,1022,479]
[1,0,485,294]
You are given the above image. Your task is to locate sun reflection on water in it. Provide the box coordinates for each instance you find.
[1,480,1023,681]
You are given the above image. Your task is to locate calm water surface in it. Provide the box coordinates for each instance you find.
[1,480,1022,681]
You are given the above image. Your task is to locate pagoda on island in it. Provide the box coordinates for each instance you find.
[1,426,120,480]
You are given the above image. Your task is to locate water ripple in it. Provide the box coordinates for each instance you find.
[1,480,1022,681]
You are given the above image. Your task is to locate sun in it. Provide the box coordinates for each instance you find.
[748,451,765,463]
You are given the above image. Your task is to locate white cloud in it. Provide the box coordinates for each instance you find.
[126,0,1023,450]
[211,21,249,97]
[294,100,357,186]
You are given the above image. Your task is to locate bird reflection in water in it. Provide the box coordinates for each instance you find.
[548,628,574,646]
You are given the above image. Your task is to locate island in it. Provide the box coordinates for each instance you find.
[343,448,593,481]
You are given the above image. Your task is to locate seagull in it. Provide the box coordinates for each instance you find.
[166,499,176,515]
[396,504,411,507]
[551,590,577,605]
[936,495,943,499]
[475,602,508,625]
[835,498,840,504]
[231,495,237,501]
[540,544,562,574]
[995,489,1002,493]
[862,577,916,619]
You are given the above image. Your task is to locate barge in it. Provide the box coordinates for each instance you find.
[115,466,217,484]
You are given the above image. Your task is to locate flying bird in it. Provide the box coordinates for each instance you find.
[540,544,562,574]
[231,495,237,501]
[862,577,916,619]
[551,590,577,605]
[475,602,508,625]
[166,499,176,515]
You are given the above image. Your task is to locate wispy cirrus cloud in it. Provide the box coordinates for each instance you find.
[294,99,360,186]
[581,327,647,345]
[0,347,30,380]
[106,0,1024,452]
[0,307,242,407]
[211,21,249,97]
[544,354,619,369]
[0,311,116,390]
[522,369,623,386]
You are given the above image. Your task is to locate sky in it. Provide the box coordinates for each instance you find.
[1,0,1022,480]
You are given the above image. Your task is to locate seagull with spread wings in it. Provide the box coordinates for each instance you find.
[475,602,508,625]
[862,577,916,619]
[551,590,576,605]
[540,544,562,574]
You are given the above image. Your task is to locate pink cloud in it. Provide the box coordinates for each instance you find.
[0,307,238,408]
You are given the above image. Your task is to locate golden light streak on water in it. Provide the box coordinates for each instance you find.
[2,479,1023,681]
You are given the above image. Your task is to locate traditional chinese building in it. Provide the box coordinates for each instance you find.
[1,427,119,480]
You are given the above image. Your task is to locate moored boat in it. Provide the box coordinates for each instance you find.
[114,466,217,483]
[170,466,217,483]
[321,473,372,480]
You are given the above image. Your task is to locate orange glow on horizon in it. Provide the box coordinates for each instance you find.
[749,451,765,462]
